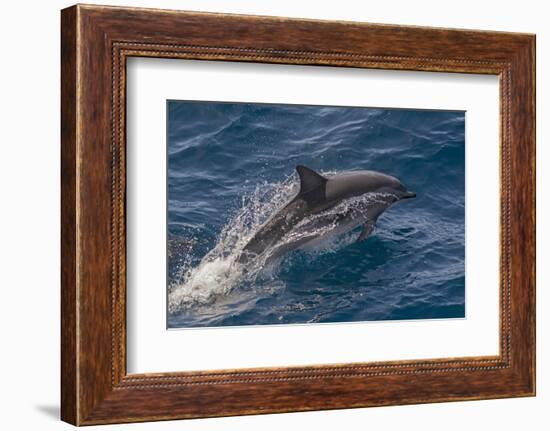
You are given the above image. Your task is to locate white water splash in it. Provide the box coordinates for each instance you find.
[168,175,297,312]
[168,173,396,312]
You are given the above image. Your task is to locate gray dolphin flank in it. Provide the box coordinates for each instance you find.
[237,165,416,265]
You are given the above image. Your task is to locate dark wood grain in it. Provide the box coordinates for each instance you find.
[60,6,78,425]
[61,4,536,425]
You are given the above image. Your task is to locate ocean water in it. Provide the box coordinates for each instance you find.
[166,100,465,328]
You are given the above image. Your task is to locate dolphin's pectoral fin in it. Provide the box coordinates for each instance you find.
[296,165,328,206]
[357,221,375,242]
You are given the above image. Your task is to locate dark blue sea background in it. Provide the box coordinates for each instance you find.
[167,100,465,328]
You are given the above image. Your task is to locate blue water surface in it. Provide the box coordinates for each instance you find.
[167,100,465,328]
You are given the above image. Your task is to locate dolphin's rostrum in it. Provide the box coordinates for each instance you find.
[237,165,416,265]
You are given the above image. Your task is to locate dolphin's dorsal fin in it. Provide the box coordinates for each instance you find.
[296,165,327,206]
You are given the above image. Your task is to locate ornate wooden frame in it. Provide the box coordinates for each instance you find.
[61,4,536,425]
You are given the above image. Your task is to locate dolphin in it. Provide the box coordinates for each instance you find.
[237,165,416,265]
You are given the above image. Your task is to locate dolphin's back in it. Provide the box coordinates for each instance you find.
[238,197,307,262]
[238,166,335,263]
[325,171,402,202]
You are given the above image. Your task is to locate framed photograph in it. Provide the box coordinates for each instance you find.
[61,4,536,425]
